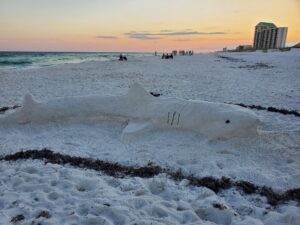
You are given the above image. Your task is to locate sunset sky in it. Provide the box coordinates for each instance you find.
[0,0,299,52]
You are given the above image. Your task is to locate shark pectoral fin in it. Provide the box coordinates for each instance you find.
[121,120,155,141]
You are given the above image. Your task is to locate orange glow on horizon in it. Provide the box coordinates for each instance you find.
[0,0,299,52]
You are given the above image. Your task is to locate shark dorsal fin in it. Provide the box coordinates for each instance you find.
[127,83,151,101]
[22,94,38,110]
[13,94,39,124]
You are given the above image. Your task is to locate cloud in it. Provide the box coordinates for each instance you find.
[159,31,227,35]
[96,35,118,39]
[125,30,227,39]
[125,32,161,40]
[160,29,173,32]
[172,39,192,42]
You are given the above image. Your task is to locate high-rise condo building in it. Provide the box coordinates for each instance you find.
[253,22,288,49]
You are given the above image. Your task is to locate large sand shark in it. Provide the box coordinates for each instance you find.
[0,83,260,139]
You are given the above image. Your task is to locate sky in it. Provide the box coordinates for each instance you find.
[0,0,299,52]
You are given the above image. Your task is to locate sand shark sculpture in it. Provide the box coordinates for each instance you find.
[0,83,260,139]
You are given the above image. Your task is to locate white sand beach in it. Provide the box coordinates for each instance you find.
[0,50,299,225]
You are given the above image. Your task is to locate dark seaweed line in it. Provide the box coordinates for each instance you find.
[1,149,299,206]
[0,105,20,113]
[217,55,246,62]
[229,103,300,117]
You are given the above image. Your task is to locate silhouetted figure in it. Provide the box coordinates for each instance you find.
[161,53,174,60]
[119,54,127,61]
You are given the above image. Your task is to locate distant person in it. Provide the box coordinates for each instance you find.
[162,53,165,59]
[170,54,173,59]
[119,54,127,61]
[166,54,169,59]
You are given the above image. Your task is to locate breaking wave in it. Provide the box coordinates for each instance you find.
[0,59,33,66]
[0,52,152,69]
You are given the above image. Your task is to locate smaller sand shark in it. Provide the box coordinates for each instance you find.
[0,83,260,139]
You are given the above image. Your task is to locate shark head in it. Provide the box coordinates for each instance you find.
[212,107,261,138]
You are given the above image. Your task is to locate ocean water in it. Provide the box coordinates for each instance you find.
[0,52,151,69]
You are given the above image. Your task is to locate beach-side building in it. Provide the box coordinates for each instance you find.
[236,45,253,51]
[253,22,288,49]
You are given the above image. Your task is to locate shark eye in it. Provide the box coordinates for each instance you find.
[225,120,230,124]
